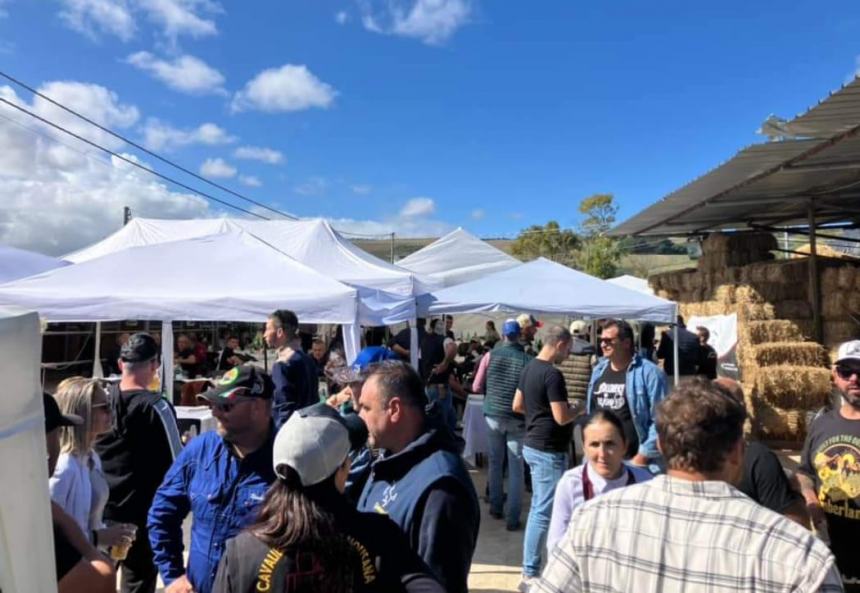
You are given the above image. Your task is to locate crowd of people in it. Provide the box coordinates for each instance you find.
[39,310,860,593]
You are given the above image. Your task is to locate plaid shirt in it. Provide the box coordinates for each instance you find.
[535,475,843,593]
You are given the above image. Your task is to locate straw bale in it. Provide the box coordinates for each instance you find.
[751,365,832,409]
[821,268,839,293]
[850,292,860,313]
[714,285,736,305]
[856,272,860,292]
[733,285,762,304]
[774,300,812,320]
[748,342,827,367]
[702,233,732,254]
[823,293,848,319]
[737,302,775,321]
[754,400,807,442]
[838,266,856,290]
[741,320,803,344]
[757,282,807,302]
[739,266,753,284]
[823,320,859,347]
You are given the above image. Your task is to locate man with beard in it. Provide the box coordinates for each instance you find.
[798,340,860,592]
[148,365,276,593]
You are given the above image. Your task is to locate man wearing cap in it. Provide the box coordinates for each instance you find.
[472,319,532,530]
[94,332,182,593]
[264,309,319,428]
[517,313,542,356]
[357,361,480,593]
[147,365,276,593]
[798,339,860,592]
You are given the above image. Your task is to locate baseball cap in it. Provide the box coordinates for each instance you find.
[199,365,273,403]
[330,346,398,384]
[569,320,587,335]
[835,340,860,365]
[43,392,83,432]
[517,313,543,330]
[502,319,521,338]
[273,403,352,487]
[120,332,159,363]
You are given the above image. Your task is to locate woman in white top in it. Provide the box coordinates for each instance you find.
[49,377,136,549]
[546,410,653,554]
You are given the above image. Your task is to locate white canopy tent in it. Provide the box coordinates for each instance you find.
[0,245,69,284]
[397,227,522,287]
[0,308,56,593]
[606,274,654,296]
[0,232,360,390]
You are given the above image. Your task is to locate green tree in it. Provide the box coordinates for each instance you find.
[576,193,624,278]
[510,220,580,264]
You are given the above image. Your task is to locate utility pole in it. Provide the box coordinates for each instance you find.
[123,206,132,226]
[390,232,395,263]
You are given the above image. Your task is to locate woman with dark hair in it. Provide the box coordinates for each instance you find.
[213,404,443,593]
[546,410,653,553]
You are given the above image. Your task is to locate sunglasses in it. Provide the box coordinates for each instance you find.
[835,365,860,380]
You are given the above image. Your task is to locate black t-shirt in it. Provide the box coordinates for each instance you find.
[699,344,718,380]
[177,347,202,376]
[519,359,572,453]
[420,334,449,385]
[592,365,638,458]
[53,523,81,582]
[800,407,860,589]
[389,327,427,362]
[657,327,701,376]
[738,441,801,514]
[213,508,444,593]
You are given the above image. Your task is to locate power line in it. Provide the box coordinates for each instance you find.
[0,69,295,220]
[0,97,268,220]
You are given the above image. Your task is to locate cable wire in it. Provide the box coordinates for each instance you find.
[0,69,295,220]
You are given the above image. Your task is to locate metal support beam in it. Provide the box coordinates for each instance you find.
[808,203,823,344]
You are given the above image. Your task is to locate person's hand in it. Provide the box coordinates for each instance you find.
[432,361,448,375]
[630,453,650,467]
[806,499,826,528]
[326,387,352,408]
[96,523,136,548]
[166,575,195,593]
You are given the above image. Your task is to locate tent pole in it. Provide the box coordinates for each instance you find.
[161,321,174,401]
[92,322,104,378]
[672,323,680,388]
[808,202,823,344]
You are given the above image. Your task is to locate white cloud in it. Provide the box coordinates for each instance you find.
[0,84,210,255]
[233,145,284,165]
[231,64,336,113]
[58,0,136,41]
[351,184,372,195]
[141,119,236,151]
[238,174,262,187]
[400,196,435,217]
[199,157,236,178]
[295,176,328,196]
[327,216,454,238]
[126,51,226,95]
[358,0,473,45]
[335,10,349,24]
[471,208,485,220]
[136,0,221,42]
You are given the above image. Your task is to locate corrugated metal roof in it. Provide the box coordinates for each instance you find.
[612,78,860,237]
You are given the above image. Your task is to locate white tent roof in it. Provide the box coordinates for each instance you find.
[417,257,676,322]
[0,245,69,284]
[606,274,654,295]
[0,232,358,323]
[397,227,522,287]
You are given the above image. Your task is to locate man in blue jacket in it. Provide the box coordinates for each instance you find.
[148,365,276,593]
[356,360,480,593]
[587,319,667,466]
[263,309,319,428]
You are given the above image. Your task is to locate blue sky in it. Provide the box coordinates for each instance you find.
[1,0,859,254]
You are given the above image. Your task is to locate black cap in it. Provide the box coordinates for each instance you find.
[199,365,273,403]
[44,392,83,432]
[120,332,159,363]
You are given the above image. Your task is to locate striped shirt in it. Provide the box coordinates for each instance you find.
[534,475,843,593]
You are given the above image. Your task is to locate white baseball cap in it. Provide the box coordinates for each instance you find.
[835,340,860,365]
[273,404,351,487]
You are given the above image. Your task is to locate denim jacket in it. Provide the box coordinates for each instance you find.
[586,354,667,460]
[147,428,275,593]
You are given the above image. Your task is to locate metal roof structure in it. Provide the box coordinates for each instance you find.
[612,77,860,237]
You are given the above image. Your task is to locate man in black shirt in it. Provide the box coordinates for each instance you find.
[420,320,457,431]
[310,338,329,378]
[94,333,183,593]
[696,326,718,380]
[174,333,202,377]
[512,326,582,587]
[798,340,860,592]
[216,336,243,372]
[657,316,701,378]
[389,319,426,363]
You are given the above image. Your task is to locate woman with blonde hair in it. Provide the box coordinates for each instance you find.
[49,377,136,551]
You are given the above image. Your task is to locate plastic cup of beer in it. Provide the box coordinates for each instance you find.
[109,523,137,561]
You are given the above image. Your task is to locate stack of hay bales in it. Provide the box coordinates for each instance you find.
[649,232,860,444]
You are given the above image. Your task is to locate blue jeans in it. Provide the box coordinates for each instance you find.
[426,384,457,432]
[484,415,525,528]
[522,445,568,577]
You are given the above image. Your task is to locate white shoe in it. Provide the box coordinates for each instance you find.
[518,576,536,592]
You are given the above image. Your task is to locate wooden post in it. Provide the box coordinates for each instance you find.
[808,202,823,343]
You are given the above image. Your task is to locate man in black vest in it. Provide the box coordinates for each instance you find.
[356,361,480,593]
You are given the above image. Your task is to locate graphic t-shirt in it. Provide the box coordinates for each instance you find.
[800,408,860,591]
[592,365,638,458]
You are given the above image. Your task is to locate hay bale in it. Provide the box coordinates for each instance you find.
[751,365,832,409]
[774,300,812,320]
[737,302,775,321]
[714,285,736,305]
[748,342,827,367]
[742,320,803,344]
[823,320,859,347]
[734,285,763,304]
[823,293,848,319]
[754,400,807,442]
[838,266,856,290]
[850,292,860,313]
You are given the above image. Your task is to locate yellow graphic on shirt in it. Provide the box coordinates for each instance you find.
[813,437,860,519]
